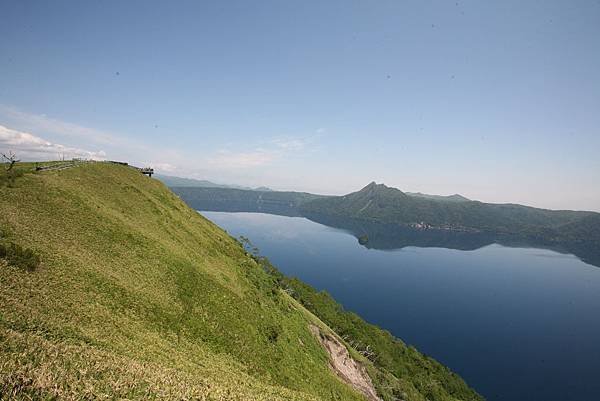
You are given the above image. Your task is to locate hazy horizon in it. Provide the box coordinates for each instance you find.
[1,1,599,211]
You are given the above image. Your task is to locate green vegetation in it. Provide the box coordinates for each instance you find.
[0,157,26,188]
[299,182,600,244]
[406,192,470,202]
[0,241,40,271]
[0,162,482,400]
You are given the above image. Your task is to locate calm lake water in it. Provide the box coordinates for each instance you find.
[201,211,600,401]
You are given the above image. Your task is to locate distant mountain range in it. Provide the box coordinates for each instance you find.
[170,186,323,217]
[155,174,272,191]
[170,181,600,267]
[159,174,471,202]
[300,182,594,233]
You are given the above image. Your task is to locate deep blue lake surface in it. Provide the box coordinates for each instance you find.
[201,211,600,401]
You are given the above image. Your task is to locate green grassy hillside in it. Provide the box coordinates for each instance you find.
[0,162,482,401]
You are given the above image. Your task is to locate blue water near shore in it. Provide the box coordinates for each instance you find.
[202,211,600,401]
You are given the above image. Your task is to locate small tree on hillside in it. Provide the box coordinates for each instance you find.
[1,151,20,171]
[1,151,22,187]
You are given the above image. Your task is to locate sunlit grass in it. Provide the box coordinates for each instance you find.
[0,162,363,400]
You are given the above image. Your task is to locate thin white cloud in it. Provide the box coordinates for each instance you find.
[270,137,306,151]
[207,148,277,169]
[0,104,331,189]
[0,105,182,171]
[0,104,139,148]
[207,135,315,169]
[150,162,177,173]
[0,124,106,161]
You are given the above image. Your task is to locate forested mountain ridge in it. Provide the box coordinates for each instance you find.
[299,182,598,239]
[406,192,471,202]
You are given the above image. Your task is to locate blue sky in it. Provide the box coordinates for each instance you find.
[1,0,599,211]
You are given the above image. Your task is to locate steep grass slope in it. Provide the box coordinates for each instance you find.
[0,163,482,401]
[0,163,366,400]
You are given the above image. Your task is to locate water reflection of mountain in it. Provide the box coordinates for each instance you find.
[180,195,600,268]
[192,199,304,217]
[303,212,600,268]
[303,212,496,250]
